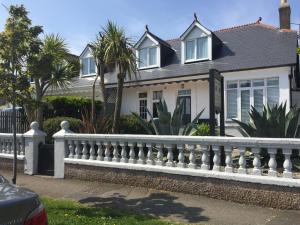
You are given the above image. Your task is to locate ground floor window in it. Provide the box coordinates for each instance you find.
[139,92,147,120]
[178,89,191,125]
[152,90,163,118]
[226,77,279,122]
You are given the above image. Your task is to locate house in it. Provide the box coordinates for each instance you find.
[47,0,299,136]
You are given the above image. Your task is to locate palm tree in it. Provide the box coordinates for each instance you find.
[103,21,137,133]
[90,32,107,124]
[27,34,79,128]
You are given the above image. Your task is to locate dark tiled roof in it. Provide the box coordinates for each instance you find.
[131,22,298,83]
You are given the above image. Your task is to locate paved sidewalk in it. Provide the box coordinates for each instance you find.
[1,171,300,225]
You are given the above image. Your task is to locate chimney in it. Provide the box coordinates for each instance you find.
[279,0,291,29]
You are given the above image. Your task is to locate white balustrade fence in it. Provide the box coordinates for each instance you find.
[54,121,300,187]
[0,133,25,158]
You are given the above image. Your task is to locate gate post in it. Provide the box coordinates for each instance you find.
[53,121,73,179]
[23,122,46,175]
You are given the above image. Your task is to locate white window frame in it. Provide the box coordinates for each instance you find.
[226,78,279,121]
[80,57,96,77]
[137,46,160,70]
[184,36,209,63]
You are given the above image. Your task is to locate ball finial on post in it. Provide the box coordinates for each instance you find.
[60,121,70,131]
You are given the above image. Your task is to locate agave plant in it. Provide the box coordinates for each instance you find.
[132,99,204,135]
[233,103,300,138]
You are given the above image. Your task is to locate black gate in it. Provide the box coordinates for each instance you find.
[38,144,54,176]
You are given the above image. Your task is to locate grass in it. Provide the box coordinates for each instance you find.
[42,197,183,225]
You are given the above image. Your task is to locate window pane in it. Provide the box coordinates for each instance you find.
[240,80,251,88]
[254,89,264,114]
[186,40,195,60]
[89,58,96,74]
[153,91,162,100]
[227,81,238,89]
[139,92,147,99]
[267,77,279,86]
[241,90,250,123]
[178,89,191,96]
[227,89,237,118]
[197,37,208,59]
[82,58,89,75]
[253,79,264,87]
[149,48,157,65]
[153,102,158,118]
[140,99,147,119]
[267,87,279,107]
[139,49,147,67]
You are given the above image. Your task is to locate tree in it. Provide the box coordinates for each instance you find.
[0,4,43,184]
[233,103,300,138]
[90,32,107,124]
[103,21,137,133]
[132,99,204,135]
[297,48,300,55]
[27,34,79,128]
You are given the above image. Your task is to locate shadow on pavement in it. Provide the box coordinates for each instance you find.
[79,192,209,223]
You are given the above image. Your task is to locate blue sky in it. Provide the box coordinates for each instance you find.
[0,0,299,55]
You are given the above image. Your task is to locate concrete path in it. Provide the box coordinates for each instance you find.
[1,171,300,225]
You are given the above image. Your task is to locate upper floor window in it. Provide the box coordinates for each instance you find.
[139,47,157,69]
[82,57,96,76]
[185,36,208,61]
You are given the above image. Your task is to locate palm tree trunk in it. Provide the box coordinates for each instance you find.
[91,72,99,125]
[99,64,107,116]
[112,74,124,134]
[35,80,44,129]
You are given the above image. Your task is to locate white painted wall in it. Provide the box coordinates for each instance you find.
[140,37,156,48]
[120,80,210,120]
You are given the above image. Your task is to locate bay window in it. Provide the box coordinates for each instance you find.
[138,47,158,68]
[185,36,208,62]
[226,78,279,122]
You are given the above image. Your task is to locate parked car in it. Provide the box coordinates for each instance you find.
[0,175,48,225]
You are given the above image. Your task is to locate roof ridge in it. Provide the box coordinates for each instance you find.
[215,21,279,33]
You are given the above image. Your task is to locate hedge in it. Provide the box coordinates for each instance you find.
[119,115,151,134]
[43,96,101,120]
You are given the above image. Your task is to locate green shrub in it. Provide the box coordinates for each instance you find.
[119,115,151,134]
[43,96,101,119]
[191,123,210,136]
[44,116,83,143]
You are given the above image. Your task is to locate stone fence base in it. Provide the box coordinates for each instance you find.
[0,158,24,173]
[65,163,300,210]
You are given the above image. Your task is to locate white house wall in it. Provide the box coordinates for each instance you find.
[120,81,210,119]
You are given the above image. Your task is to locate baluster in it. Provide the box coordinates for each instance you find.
[268,148,278,177]
[3,140,7,154]
[177,144,186,168]
[212,145,220,171]
[112,142,120,162]
[96,142,104,161]
[104,142,112,162]
[0,139,2,153]
[156,144,165,166]
[224,145,233,173]
[19,139,24,155]
[7,140,11,154]
[68,140,74,158]
[120,142,128,163]
[74,140,81,159]
[146,143,155,165]
[252,148,261,176]
[16,139,20,155]
[82,141,88,160]
[137,143,146,164]
[283,149,293,178]
[166,144,175,167]
[238,146,247,174]
[128,143,136,164]
[201,145,209,170]
[89,141,96,160]
[188,144,197,169]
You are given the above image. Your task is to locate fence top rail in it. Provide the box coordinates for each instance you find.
[55,132,300,149]
[0,133,23,138]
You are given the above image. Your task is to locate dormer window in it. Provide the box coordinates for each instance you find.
[139,47,158,68]
[81,57,96,76]
[180,15,212,64]
[185,36,208,61]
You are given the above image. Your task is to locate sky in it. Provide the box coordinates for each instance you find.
[0,0,299,55]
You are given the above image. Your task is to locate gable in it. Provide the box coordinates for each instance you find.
[185,26,207,40]
[139,37,157,49]
[80,45,93,58]
[180,20,211,40]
